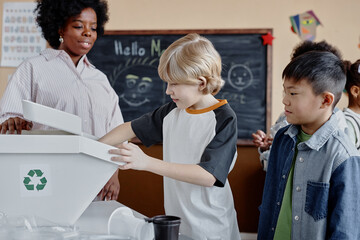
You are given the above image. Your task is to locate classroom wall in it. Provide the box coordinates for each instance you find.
[0,0,359,233]
[1,0,359,123]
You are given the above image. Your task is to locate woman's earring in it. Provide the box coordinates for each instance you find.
[59,36,64,43]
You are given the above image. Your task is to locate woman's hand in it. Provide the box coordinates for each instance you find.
[109,142,150,171]
[98,169,120,201]
[0,117,33,134]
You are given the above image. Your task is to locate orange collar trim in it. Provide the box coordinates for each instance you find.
[186,99,228,114]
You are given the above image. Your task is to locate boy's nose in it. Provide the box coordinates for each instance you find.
[282,95,289,106]
[165,84,172,95]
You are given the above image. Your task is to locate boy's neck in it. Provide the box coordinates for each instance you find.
[300,110,332,135]
[189,94,219,110]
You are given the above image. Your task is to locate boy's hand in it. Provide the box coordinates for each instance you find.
[0,117,33,134]
[109,142,149,171]
[252,130,273,151]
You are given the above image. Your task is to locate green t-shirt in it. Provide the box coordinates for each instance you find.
[273,129,311,240]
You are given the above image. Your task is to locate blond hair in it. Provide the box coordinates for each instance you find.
[158,33,224,95]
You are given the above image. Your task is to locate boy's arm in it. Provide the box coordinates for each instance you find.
[327,156,360,239]
[99,122,136,146]
[146,156,216,187]
[110,142,216,187]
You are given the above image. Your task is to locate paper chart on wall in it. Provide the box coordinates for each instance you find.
[1,2,46,67]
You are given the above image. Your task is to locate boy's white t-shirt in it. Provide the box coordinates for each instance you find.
[131,100,241,240]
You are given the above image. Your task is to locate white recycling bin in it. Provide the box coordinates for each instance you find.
[0,101,122,225]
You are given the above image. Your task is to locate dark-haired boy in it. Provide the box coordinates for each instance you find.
[257,51,360,239]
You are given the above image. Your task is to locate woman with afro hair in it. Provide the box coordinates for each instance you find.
[0,0,124,201]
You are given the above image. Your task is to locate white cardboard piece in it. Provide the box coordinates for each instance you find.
[22,100,97,139]
[0,101,123,225]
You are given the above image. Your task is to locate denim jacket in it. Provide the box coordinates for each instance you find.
[257,113,360,240]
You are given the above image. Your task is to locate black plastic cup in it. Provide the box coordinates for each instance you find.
[146,215,181,240]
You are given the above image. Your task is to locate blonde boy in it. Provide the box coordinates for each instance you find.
[100,33,241,240]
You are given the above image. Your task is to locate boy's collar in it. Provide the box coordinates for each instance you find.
[285,113,338,151]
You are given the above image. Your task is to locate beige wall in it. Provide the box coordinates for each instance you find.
[1,0,359,125]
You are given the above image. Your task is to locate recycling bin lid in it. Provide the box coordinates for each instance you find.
[22,100,97,140]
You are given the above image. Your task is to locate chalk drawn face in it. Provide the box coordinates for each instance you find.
[117,65,157,107]
[122,73,152,107]
[111,58,167,121]
[227,64,253,91]
[290,11,321,41]
[114,64,164,107]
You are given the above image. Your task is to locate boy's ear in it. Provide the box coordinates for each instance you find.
[320,92,334,108]
[198,76,207,91]
[350,85,360,98]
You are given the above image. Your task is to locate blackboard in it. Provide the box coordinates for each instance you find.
[87,29,272,145]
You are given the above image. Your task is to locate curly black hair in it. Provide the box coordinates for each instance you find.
[291,40,342,60]
[35,0,109,49]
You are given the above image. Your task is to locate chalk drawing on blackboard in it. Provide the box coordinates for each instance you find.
[109,57,168,121]
[87,30,272,143]
[216,91,247,105]
[227,63,254,92]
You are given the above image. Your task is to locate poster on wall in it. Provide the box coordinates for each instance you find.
[1,2,46,67]
[290,10,321,41]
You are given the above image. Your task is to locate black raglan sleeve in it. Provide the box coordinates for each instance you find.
[198,104,238,187]
[131,102,177,147]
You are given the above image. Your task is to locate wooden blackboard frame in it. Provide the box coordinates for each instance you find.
[100,29,272,146]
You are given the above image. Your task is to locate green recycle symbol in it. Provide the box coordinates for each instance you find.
[23,169,47,191]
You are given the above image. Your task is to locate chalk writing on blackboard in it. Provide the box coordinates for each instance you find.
[87,30,272,144]
[113,40,166,57]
